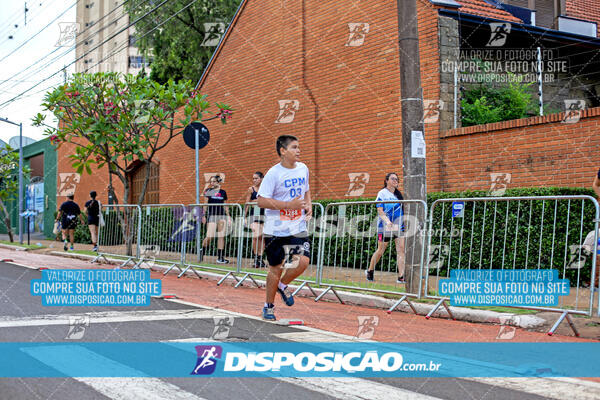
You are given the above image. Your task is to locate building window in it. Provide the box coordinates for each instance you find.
[128,55,150,69]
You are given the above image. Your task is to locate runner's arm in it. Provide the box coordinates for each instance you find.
[594,171,600,198]
[244,187,253,217]
[304,190,312,218]
[377,206,393,226]
[257,196,305,210]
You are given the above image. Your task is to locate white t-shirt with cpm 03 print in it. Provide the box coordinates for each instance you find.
[258,161,310,237]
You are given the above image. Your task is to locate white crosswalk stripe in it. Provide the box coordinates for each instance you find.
[0,309,223,328]
[20,345,207,400]
[278,377,442,400]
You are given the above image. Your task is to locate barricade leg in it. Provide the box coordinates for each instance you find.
[119,257,136,268]
[426,298,446,319]
[315,286,344,304]
[163,263,183,275]
[91,254,108,264]
[387,295,418,315]
[548,311,580,337]
[234,273,259,288]
[217,271,240,286]
[177,263,202,279]
[292,281,317,298]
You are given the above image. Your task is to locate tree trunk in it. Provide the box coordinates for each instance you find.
[0,198,14,242]
[122,178,134,257]
[112,173,134,258]
[137,161,152,207]
[107,170,119,205]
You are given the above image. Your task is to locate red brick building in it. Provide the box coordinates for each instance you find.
[57,0,600,206]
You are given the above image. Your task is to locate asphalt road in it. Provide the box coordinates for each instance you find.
[0,261,597,400]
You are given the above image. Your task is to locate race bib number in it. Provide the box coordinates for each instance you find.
[280,209,302,221]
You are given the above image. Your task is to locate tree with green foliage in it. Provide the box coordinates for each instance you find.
[0,146,30,242]
[461,75,537,127]
[126,0,240,84]
[33,72,232,254]
[33,72,231,206]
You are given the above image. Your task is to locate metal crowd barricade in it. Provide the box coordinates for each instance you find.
[137,204,186,273]
[93,204,142,267]
[424,196,599,336]
[179,203,244,279]
[231,203,324,298]
[316,200,427,312]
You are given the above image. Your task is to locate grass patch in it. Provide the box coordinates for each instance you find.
[69,249,99,257]
[0,240,45,250]
[463,306,538,315]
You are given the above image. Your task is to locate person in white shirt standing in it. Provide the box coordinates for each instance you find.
[366,172,406,284]
[257,135,312,321]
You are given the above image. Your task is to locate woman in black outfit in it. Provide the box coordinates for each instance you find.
[245,171,265,267]
[56,194,86,251]
[201,175,230,264]
[85,191,100,252]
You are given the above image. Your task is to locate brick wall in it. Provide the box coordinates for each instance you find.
[440,106,600,191]
[566,0,600,37]
[150,0,445,203]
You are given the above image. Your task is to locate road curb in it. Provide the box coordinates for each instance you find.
[0,243,29,251]
[49,250,545,329]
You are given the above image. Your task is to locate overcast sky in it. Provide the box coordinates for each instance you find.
[0,0,76,145]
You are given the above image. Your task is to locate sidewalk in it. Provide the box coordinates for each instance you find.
[3,246,599,342]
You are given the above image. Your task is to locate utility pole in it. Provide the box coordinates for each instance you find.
[0,117,23,244]
[397,0,426,295]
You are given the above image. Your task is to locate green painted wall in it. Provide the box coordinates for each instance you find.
[3,138,57,239]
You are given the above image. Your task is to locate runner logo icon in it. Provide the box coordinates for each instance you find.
[191,345,223,375]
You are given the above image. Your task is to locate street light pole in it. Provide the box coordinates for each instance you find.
[0,117,23,244]
[18,122,23,245]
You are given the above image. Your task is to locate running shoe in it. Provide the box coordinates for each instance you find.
[366,269,374,282]
[216,258,230,264]
[397,276,405,284]
[63,242,68,251]
[277,285,295,306]
[92,245,98,252]
[70,246,74,251]
[262,305,276,321]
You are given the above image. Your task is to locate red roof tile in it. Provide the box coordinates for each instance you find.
[455,0,523,23]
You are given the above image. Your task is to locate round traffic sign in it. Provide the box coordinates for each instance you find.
[183,122,210,150]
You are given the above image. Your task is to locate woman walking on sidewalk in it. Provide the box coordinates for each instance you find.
[56,194,86,251]
[84,191,101,252]
[366,172,406,284]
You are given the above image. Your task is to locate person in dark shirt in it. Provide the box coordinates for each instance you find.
[245,171,266,267]
[201,175,231,264]
[84,191,101,252]
[56,194,86,251]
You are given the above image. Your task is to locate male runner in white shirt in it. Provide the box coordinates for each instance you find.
[257,135,312,320]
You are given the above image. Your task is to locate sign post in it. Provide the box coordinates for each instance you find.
[183,122,210,263]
